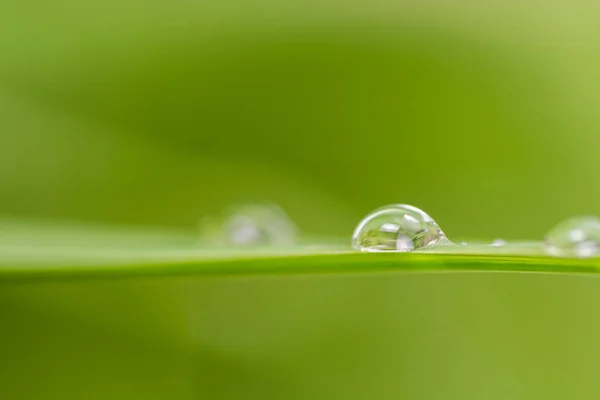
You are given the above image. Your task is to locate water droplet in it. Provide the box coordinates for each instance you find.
[200,202,297,246]
[460,242,468,246]
[352,204,452,252]
[545,216,600,258]
[491,239,506,247]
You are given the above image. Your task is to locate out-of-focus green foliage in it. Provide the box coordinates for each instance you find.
[3,0,600,239]
[5,271,600,399]
[3,1,600,398]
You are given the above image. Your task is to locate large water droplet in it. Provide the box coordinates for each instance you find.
[352,204,452,252]
[545,216,600,258]
[200,202,297,246]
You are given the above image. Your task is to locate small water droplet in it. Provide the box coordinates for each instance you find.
[545,216,600,258]
[200,202,297,246]
[460,241,468,246]
[491,239,506,247]
[352,204,452,252]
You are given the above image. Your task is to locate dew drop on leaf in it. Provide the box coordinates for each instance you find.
[491,239,506,247]
[545,216,600,258]
[352,204,452,252]
[200,203,297,246]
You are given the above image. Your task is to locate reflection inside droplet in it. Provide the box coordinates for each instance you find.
[396,235,415,251]
[380,223,400,233]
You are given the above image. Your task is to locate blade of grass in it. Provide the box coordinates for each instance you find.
[1,218,599,281]
[1,242,600,282]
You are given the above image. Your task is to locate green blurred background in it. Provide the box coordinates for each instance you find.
[3,1,600,398]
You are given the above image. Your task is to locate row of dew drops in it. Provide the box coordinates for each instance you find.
[202,203,600,258]
[352,204,600,258]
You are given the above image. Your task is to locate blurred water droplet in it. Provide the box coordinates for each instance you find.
[460,242,468,246]
[545,216,600,258]
[201,203,297,246]
[352,204,452,252]
[491,239,506,247]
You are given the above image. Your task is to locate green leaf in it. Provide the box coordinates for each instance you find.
[1,219,598,281]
